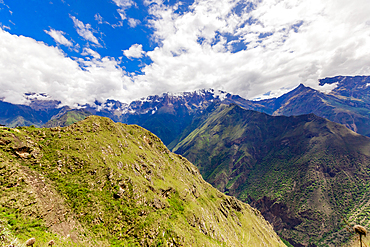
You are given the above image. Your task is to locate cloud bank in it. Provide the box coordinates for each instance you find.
[0,29,137,106]
[1,0,370,106]
[138,0,370,100]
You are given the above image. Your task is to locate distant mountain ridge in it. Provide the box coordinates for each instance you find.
[1,89,256,146]
[255,76,370,137]
[0,100,62,127]
[2,75,370,143]
[2,76,370,246]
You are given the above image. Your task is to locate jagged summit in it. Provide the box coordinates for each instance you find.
[144,89,229,100]
[82,89,232,117]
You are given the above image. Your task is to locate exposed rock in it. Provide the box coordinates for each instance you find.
[160,187,175,198]
[25,237,36,246]
[152,198,166,209]
[250,196,302,232]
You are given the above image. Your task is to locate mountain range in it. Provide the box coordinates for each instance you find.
[0,116,285,246]
[173,103,370,246]
[2,75,370,246]
[2,76,370,144]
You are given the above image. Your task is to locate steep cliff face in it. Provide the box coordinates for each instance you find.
[0,116,285,246]
[174,104,370,246]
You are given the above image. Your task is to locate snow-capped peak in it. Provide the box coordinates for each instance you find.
[156,89,229,100]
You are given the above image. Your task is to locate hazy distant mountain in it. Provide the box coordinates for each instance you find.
[173,103,370,246]
[55,75,370,142]
[256,76,370,137]
[320,75,370,102]
[0,99,63,127]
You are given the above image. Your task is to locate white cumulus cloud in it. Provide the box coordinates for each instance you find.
[123,44,145,58]
[71,16,100,45]
[128,18,140,28]
[44,29,73,47]
[2,0,370,107]
[81,48,101,59]
[0,28,143,106]
[95,13,104,24]
[133,0,370,99]
[113,0,135,20]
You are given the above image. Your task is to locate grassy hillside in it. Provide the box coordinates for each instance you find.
[174,104,370,247]
[0,116,285,246]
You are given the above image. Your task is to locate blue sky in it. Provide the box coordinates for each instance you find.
[1,0,158,73]
[1,0,370,106]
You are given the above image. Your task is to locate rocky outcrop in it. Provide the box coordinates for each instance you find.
[249,196,302,232]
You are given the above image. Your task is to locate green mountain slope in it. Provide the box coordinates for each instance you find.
[43,109,92,128]
[0,116,285,246]
[173,104,370,247]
